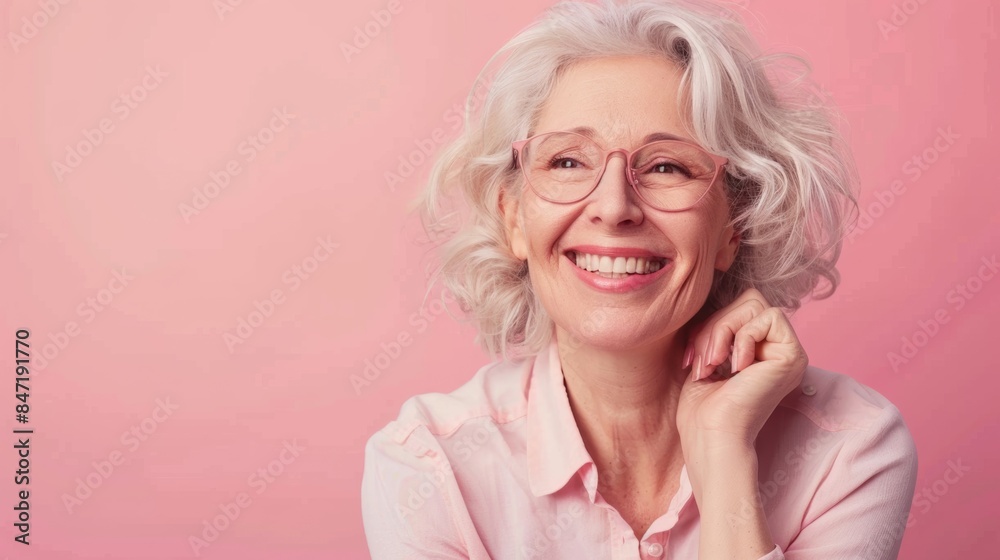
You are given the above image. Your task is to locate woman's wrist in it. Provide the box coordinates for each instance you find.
[684,441,776,560]
[683,437,755,502]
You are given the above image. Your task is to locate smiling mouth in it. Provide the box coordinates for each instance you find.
[566,250,670,279]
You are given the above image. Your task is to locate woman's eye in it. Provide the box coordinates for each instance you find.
[551,157,581,168]
[648,162,691,176]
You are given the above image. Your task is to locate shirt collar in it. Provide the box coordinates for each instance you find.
[526,335,596,497]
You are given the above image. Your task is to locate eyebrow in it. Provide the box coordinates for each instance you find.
[563,125,688,145]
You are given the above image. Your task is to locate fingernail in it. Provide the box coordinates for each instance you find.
[683,345,693,369]
[731,346,738,373]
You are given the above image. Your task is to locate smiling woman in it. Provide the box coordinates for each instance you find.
[361,1,918,559]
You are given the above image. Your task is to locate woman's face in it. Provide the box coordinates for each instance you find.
[502,55,740,351]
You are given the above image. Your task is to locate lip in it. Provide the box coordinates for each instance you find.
[565,252,672,294]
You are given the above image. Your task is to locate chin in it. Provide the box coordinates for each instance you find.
[556,318,666,352]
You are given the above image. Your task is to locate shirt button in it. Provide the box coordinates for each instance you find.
[802,384,817,396]
[647,542,664,557]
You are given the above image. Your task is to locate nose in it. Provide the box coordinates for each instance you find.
[584,150,645,227]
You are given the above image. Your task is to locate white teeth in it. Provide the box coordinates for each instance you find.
[598,256,613,273]
[569,251,668,276]
[612,257,627,273]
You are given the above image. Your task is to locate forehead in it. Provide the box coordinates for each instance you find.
[533,55,691,145]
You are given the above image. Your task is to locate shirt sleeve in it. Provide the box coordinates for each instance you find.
[778,403,919,559]
[361,424,472,559]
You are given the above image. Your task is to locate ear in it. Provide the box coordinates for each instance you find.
[713,223,741,272]
[499,187,529,261]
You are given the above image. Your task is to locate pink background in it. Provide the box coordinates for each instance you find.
[0,0,996,558]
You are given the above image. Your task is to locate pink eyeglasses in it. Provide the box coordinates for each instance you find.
[511,130,729,212]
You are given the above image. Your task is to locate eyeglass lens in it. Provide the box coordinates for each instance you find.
[520,132,717,210]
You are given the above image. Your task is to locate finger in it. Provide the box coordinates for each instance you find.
[683,288,771,374]
[697,298,765,380]
[682,305,716,369]
[685,288,772,379]
[731,307,803,375]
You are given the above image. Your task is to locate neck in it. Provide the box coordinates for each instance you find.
[555,326,689,492]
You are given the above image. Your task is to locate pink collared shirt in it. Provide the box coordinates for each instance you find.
[361,338,918,559]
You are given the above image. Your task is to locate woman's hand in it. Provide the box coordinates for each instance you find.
[676,287,809,452]
[675,288,807,559]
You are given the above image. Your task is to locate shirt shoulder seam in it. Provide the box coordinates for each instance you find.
[387,403,529,445]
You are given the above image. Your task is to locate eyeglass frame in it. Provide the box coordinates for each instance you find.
[510,130,730,212]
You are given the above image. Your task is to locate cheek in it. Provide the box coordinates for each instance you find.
[681,192,732,258]
[520,202,573,257]
[662,220,725,293]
